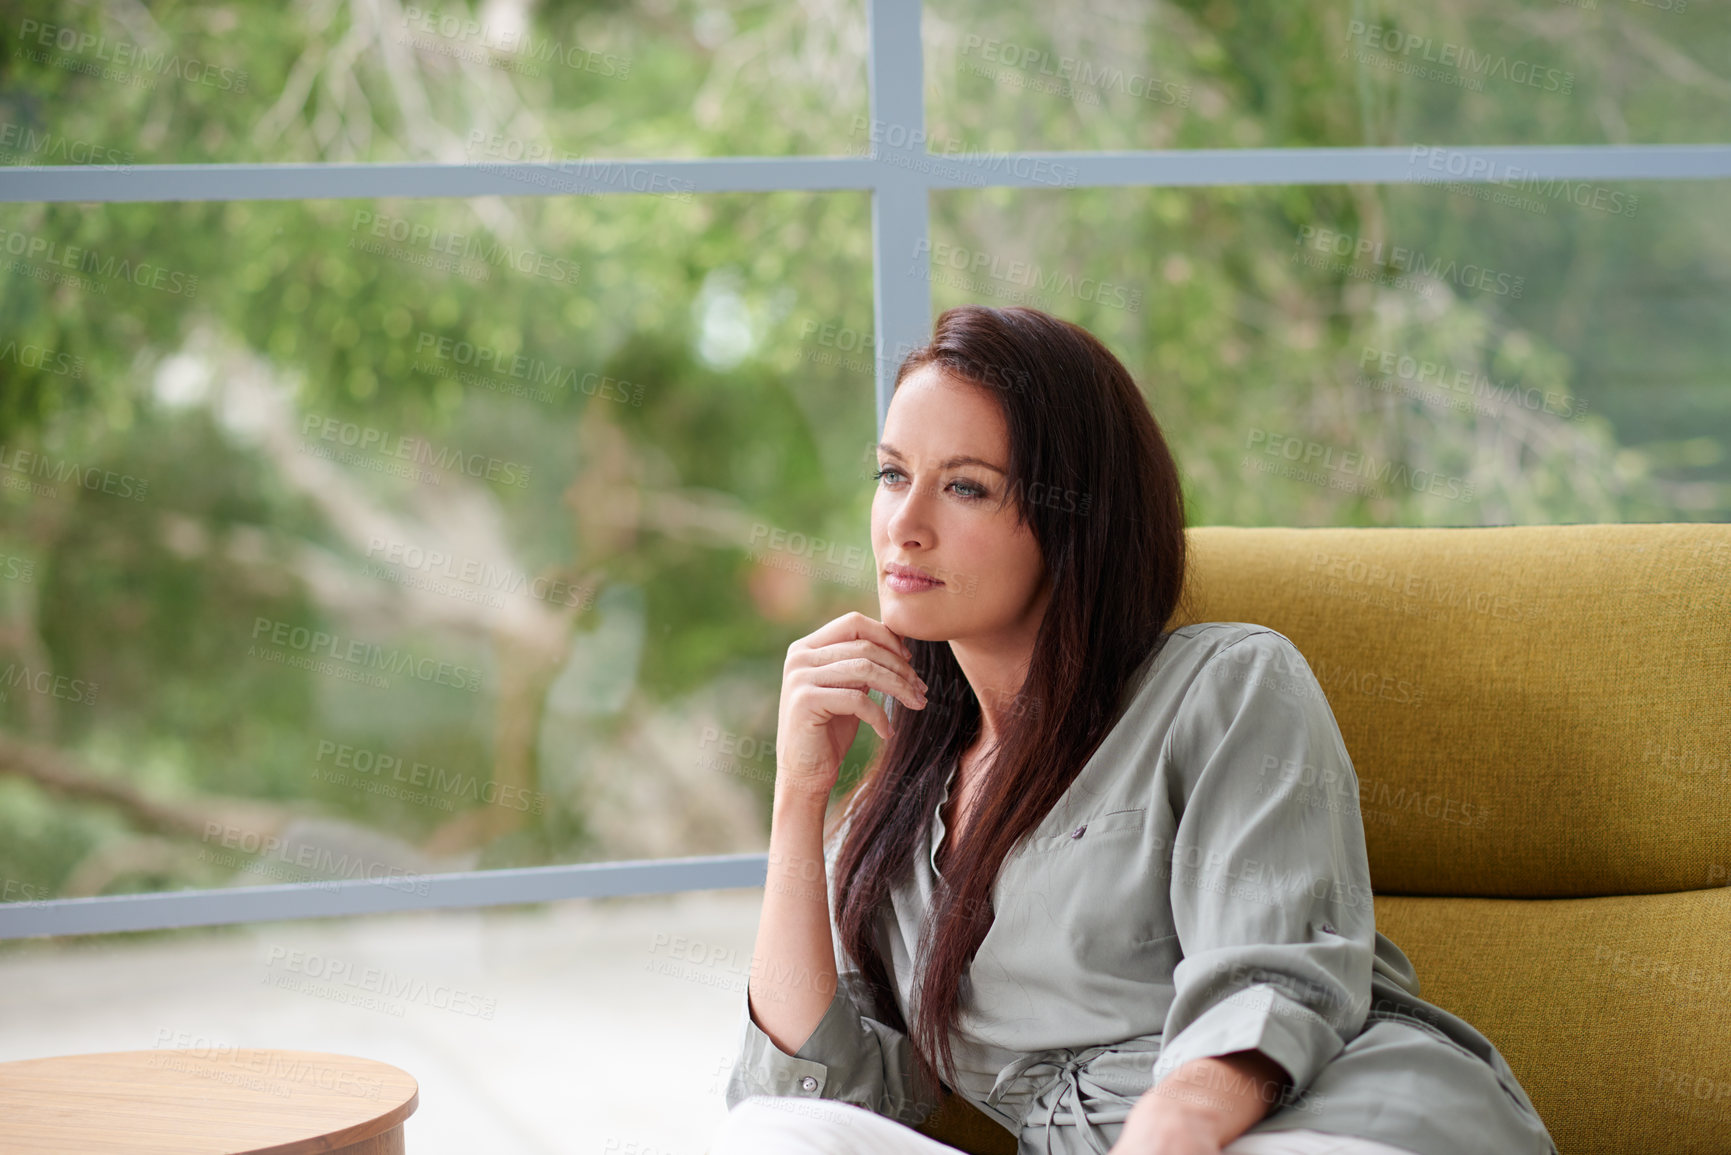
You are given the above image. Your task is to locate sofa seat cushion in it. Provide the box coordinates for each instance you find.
[1376,889,1731,1155]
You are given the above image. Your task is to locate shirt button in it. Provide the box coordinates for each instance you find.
[800,1075,818,1092]
[1320,922,1337,935]
[1071,825,1087,839]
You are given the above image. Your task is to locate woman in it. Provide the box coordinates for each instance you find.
[713,306,1557,1155]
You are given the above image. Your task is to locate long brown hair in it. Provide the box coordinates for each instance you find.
[830,304,1193,1112]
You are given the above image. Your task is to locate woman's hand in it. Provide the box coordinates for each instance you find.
[775,611,928,798]
[1109,1099,1224,1155]
[1107,1052,1292,1155]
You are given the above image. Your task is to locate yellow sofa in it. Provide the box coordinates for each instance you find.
[915,522,1731,1155]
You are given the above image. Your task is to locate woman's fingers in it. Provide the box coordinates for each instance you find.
[803,647,927,712]
[776,612,925,792]
[805,685,893,741]
[795,614,926,709]
[805,611,915,668]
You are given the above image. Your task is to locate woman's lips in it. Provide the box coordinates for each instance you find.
[884,570,944,593]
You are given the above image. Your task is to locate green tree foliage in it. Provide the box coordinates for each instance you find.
[0,0,1724,916]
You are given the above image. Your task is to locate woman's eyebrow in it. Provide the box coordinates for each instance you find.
[874,442,1006,475]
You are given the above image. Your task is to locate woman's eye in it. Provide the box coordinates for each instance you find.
[874,467,986,501]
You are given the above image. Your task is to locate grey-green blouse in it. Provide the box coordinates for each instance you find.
[725,622,1558,1155]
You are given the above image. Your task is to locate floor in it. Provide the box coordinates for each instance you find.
[0,888,773,1155]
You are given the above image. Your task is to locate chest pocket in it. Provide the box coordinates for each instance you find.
[992,805,1177,974]
[1025,805,1149,853]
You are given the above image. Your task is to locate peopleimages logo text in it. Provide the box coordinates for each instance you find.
[1407,146,1638,218]
[249,618,482,693]
[912,239,1141,310]
[413,332,642,406]
[1245,428,1476,502]
[1294,225,1524,299]
[16,19,249,91]
[301,414,532,488]
[364,537,593,609]
[0,226,198,297]
[0,443,149,501]
[402,7,630,78]
[1343,20,1573,94]
[349,210,578,284]
[0,122,132,170]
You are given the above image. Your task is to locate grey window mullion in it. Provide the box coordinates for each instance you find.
[868,0,932,435]
[0,855,772,939]
[4,146,1729,206]
[921,144,1731,189]
[0,156,880,203]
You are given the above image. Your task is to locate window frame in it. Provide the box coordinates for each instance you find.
[2,0,1727,940]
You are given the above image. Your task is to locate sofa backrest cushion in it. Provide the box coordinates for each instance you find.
[1168,524,1731,897]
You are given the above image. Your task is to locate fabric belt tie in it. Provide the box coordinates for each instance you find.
[987,1043,1132,1155]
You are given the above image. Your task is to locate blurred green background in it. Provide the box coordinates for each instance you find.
[0,0,1725,926]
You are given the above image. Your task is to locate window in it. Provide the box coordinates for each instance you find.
[2,0,1726,940]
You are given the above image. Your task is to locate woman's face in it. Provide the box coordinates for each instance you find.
[871,364,1050,644]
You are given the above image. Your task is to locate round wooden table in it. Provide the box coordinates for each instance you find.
[0,1048,418,1153]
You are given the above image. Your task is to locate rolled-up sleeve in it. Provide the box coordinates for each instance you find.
[723,811,940,1128]
[1150,629,1375,1099]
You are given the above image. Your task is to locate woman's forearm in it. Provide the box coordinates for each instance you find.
[1127,1050,1293,1149]
[745,783,841,1055]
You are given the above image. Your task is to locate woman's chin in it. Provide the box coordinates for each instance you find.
[879,609,948,647]
[877,600,941,640]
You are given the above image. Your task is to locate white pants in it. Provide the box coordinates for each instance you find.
[712,1095,1421,1155]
